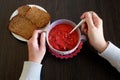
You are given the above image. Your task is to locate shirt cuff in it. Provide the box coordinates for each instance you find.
[99,41,120,71]
[19,61,42,80]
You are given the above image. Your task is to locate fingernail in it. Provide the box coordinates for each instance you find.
[80,16,83,19]
[42,32,46,36]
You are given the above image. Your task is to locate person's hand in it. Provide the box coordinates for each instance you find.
[81,11,108,53]
[27,30,46,63]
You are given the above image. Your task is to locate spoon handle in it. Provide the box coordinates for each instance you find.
[69,19,85,34]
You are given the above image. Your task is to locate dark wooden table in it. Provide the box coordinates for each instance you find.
[0,0,120,80]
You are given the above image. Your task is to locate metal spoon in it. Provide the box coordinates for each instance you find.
[69,19,85,34]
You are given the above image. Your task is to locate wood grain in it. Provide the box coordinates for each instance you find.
[0,0,120,80]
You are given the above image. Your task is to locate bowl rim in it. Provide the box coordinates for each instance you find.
[46,19,81,55]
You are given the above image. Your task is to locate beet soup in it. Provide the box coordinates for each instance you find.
[48,24,79,51]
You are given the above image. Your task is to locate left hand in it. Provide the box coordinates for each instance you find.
[27,30,46,63]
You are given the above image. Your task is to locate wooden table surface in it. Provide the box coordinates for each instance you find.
[0,0,120,80]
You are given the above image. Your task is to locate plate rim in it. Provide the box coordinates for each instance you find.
[10,4,50,42]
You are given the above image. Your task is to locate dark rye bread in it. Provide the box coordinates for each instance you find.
[18,5,30,16]
[8,15,36,39]
[25,7,50,28]
[8,5,51,40]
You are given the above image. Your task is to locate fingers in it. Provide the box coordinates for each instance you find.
[81,11,103,29]
[32,30,42,44]
[28,30,43,47]
[81,12,95,28]
[85,12,95,28]
[81,13,85,19]
[81,11,94,19]
[40,32,46,48]
[92,12,103,27]
[32,30,42,39]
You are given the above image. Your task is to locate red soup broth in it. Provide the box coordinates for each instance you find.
[48,24,79,51]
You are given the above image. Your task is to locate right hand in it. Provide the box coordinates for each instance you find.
[81,11,108,53]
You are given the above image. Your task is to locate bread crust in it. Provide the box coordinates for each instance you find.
[8,15,36,39]
[18,5,30,16]
[25,7,50,28]
[8,5,50,40]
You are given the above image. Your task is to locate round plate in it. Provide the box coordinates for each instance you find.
[10,4,50,42]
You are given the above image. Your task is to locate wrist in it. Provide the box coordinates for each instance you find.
[29,58,42,64]
[96,40,108,53]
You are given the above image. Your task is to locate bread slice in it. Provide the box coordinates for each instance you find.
[8,15,36,39]
[17,5,30,16]
[8,6,51,40]
[25,7,50,28]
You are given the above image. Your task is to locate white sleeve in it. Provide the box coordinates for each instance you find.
[19,61,42,80]
[99,42,120,72]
